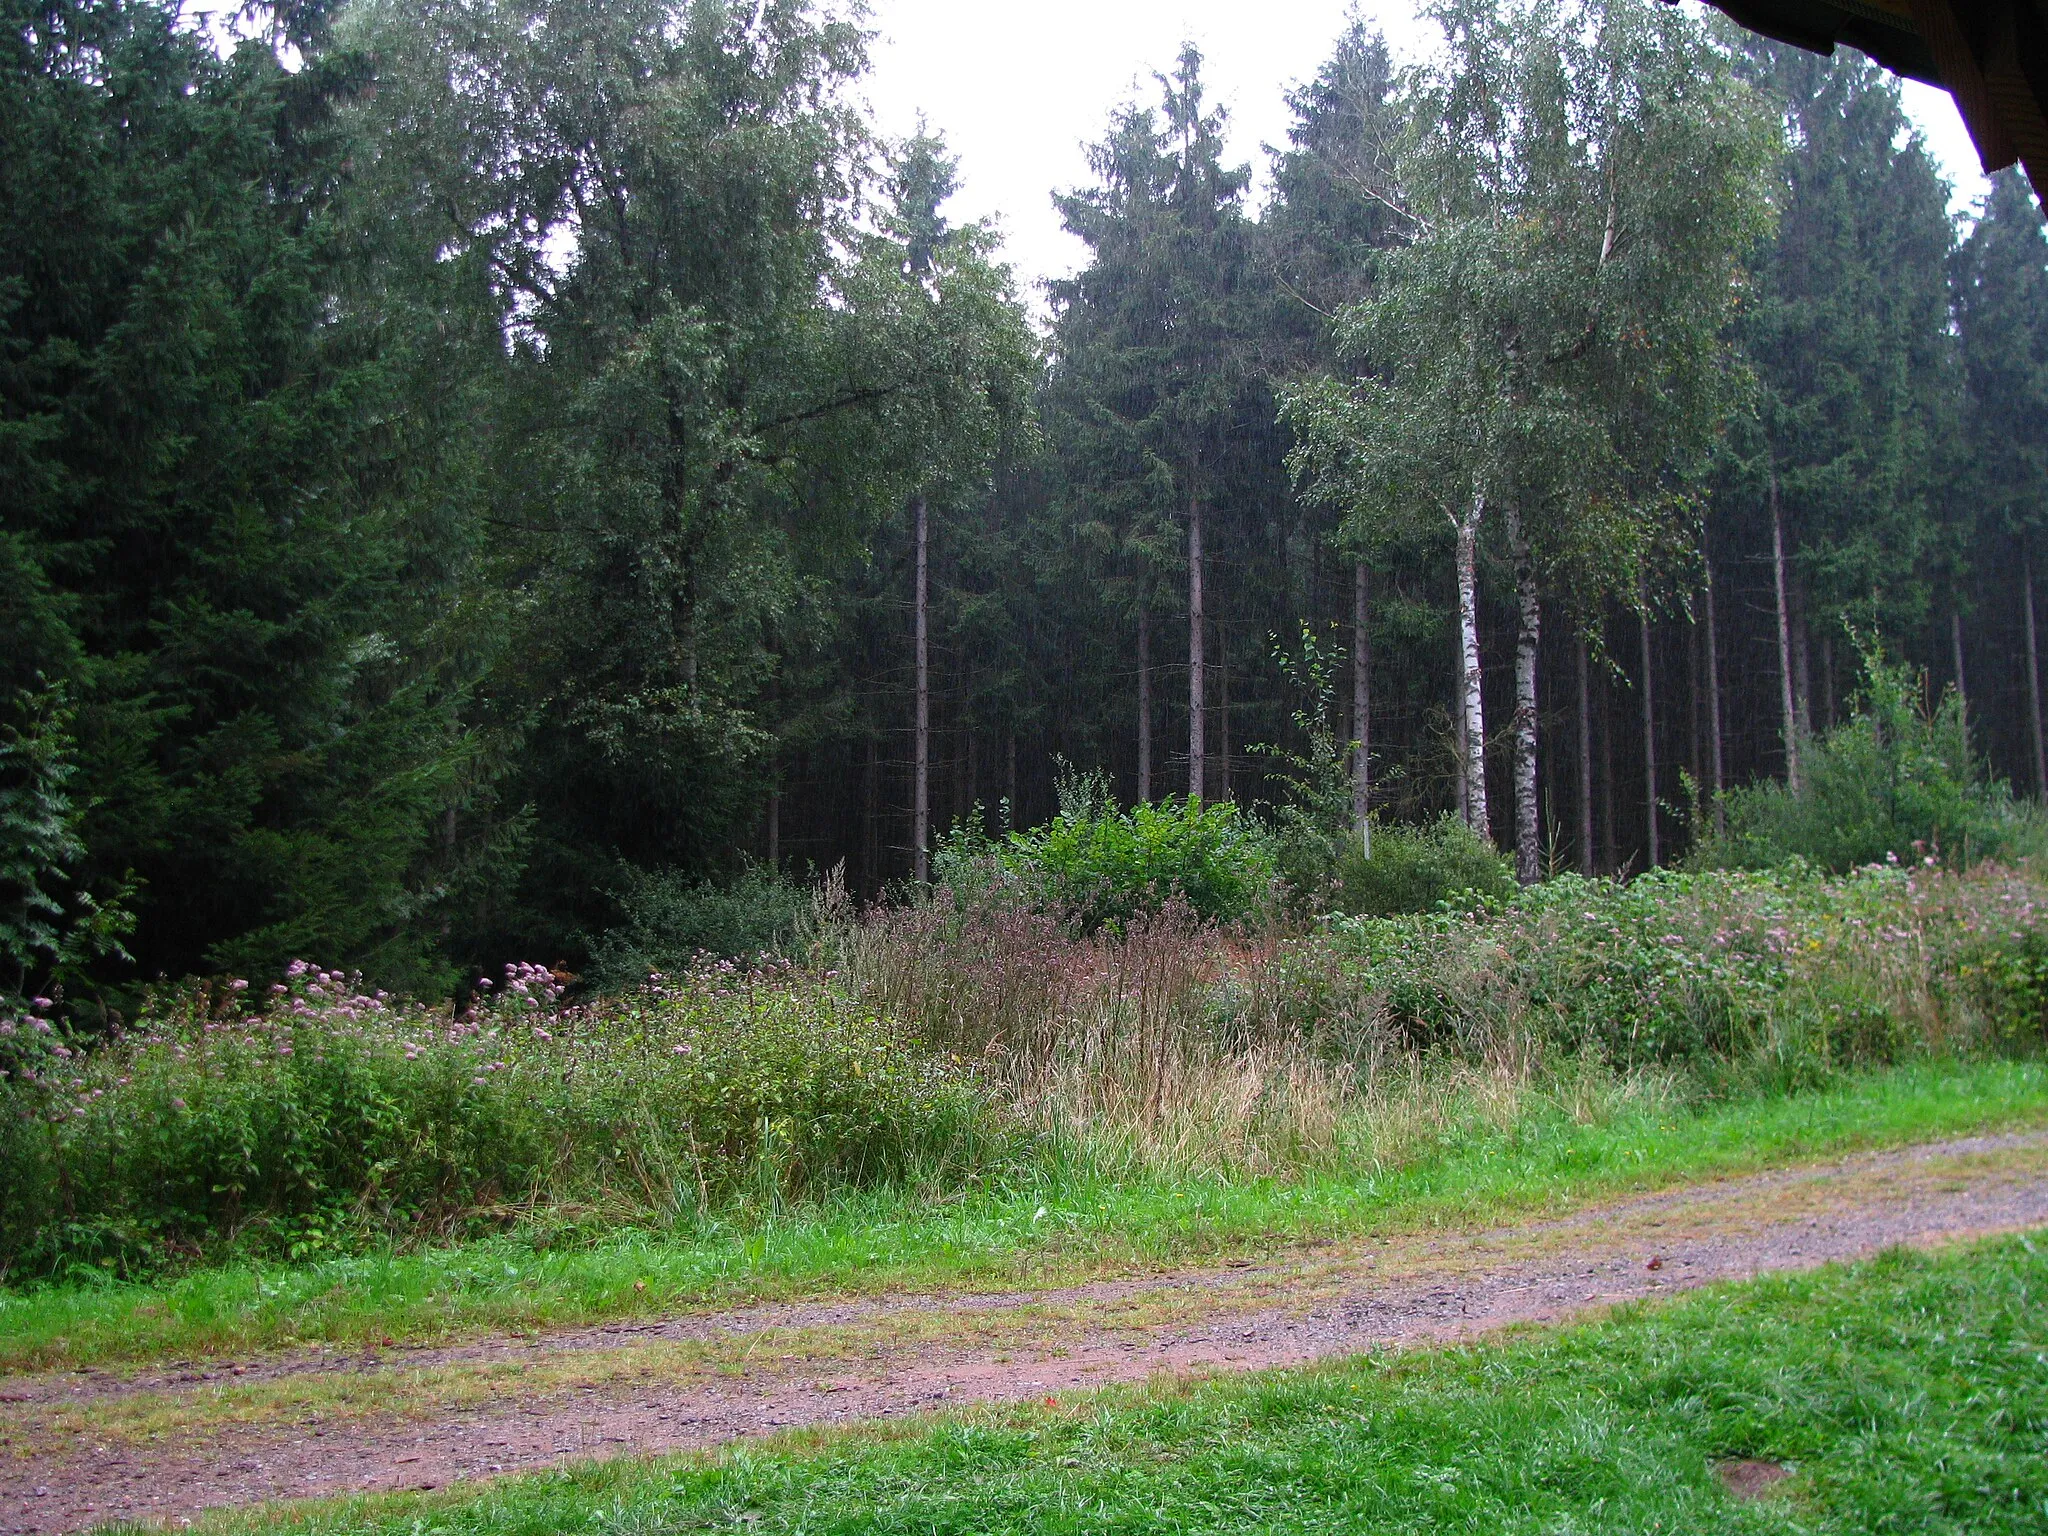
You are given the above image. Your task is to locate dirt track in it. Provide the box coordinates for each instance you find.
[7,1130,2048,1534]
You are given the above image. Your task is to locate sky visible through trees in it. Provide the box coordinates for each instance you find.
[3,0,2044,1014]
[854,0,1991,294]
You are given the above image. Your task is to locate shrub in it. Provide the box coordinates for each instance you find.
[935,764,1278,931]
[1695,641,2048,872]
[0,958,1004,1281]
[1003,794,1277,930]
[0,684,135,1025]
[1327,861,2048,1073]
[584,864,813,987]
[1253,623,1361,906]
[1331,814,1516,917]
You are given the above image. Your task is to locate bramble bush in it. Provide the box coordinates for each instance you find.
[1327,859,2048,1075]
[0,959,1004,1280]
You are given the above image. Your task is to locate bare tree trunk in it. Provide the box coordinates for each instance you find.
[1639,577,1658,869]
[2028,545,2047,798]
[913,494,930,883]
[1353,559,1372,855]
[862,734,879,894]
[1188,492,1205,802]
[1136,606,1152,803]
[1771,466,1801,794]
[1577,636,1594,877]
[1689,614,1702,793]
[1454,700,1469,824]
[963,726,977,831]
[1951,609,1967,708]
[1506,505,1540,885]
[1005,730,1018,830]
[1218,620,1232,801]
[1599,657,1615,870]
[1454,493,1490,836]
[766,784,779,870]
[1792,613,1811,742]
[1704,551,1725,835]
[1820,630,1835,731]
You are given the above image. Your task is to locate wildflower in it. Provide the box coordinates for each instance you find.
[171,1098,186,1111]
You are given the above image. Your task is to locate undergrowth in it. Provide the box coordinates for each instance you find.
[2,1057,2042,1370]
[3,857,2045,1293]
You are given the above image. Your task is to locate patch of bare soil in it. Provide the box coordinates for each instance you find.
[1717,1458,1795,1500]
[6,1130,2047,1534]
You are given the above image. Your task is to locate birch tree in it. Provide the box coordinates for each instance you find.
[1288,0,1773,880]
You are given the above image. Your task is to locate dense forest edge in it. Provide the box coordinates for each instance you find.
[7,0,2048,1298]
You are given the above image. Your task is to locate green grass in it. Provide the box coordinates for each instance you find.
[188,1229,2048,1536]
[10,1056,2047,1373]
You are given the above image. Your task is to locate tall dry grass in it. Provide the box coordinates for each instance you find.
[827,862,2048,1183]
[830,898,1552,1181]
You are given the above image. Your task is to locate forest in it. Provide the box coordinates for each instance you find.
[8,2,2048,1527]
[2,0,2045,1007]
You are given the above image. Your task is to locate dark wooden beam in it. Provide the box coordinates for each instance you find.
[1700,0,2048,201]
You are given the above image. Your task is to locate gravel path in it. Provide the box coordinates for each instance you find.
[7,1130,2047,1534]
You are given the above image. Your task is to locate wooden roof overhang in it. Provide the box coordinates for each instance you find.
[1700,0,2048,198]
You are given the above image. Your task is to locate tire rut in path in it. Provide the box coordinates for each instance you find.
[8,1130,2048,1534]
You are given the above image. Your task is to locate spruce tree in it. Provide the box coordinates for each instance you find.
[1954,171,2048,791]
[1052,45,1259,803]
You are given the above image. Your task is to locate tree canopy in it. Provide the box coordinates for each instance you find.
[3,0,2040,1014]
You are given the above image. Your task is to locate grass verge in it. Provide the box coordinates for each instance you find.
[180,1228,2048,1536]
[8,1056,2047,1374]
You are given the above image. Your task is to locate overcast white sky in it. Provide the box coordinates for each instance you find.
[858,0,1993,299]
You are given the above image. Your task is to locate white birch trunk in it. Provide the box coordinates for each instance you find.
[1454,493,1489,837]
[1506,504,1540,885]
